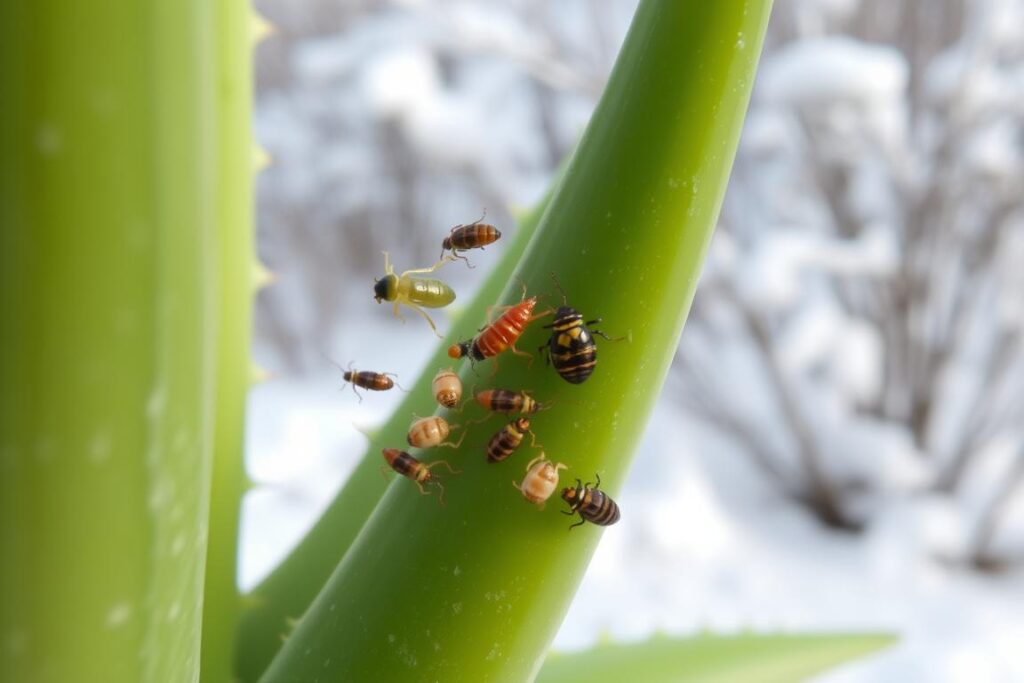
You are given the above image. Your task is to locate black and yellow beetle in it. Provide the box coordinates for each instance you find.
[539,277,619,384]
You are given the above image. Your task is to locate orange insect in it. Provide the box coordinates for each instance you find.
[448,286,548,367]
[381,448,459,504]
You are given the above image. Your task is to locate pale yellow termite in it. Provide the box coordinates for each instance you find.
[373,251,456,338]
[406,415,465,449]
[432,368,462,409]
[513,454,567,507]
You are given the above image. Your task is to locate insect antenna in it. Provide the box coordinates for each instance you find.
[433,480,447,506]
[550,272,569,305]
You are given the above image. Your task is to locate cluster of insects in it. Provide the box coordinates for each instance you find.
[344,214,623,529]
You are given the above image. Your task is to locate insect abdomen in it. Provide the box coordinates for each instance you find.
[403,278,457,308]
[475,300,534,358]
[580,489,620,526]
[477,389,521,412]
[487,424,525,463]
[385,449,427,481]
[407,417,450,448]
[450,224,500,250]
[550,324,597,384]
[354,371,393,391]
[552,345,597,384]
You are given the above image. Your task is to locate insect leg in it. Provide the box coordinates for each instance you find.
[414,480,431,496]
[590,325,626,343]
[508,343,534,367]
[528,308,555,323]
[483,303,514,326]
[568,516,587,530]
[400,256,454,278]
[440,430,468,449]
[392,301,407,323]
[405,302,444,339]
[454,250,476,269]
[352,382,363,403]
[524,454,544,471]
[537,345,551,365]
[379,465,392,483]
[426,459,461,475]
[594,472,602,489]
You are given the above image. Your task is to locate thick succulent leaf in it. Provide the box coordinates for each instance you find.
[536,633,897,683]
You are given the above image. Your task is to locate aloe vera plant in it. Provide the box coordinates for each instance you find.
[245,0,779,680]
[2,1,899,682]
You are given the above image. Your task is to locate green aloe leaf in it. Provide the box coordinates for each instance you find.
[248,0,774,681]
[536,633,897,683]
[0,1,222,681]
[200,1,258,682]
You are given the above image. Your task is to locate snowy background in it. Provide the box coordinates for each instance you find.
[245,0,1024,680]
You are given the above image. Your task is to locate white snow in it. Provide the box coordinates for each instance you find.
[759,37,908,107]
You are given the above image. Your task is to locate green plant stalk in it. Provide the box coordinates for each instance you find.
[258,0,772,681]
[199,1,255,682]
[536,633,897,683]
[0,2,217,681]
[236,197,549,681]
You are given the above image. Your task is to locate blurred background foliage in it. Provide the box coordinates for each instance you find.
[245,0,1023,680]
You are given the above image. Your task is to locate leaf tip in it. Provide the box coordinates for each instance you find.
[253,143,273,172]
[252,11,276,45]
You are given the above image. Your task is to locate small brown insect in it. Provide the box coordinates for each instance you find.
[475,389,546,415]
[381,448,459,504]
[331,360,402,402]
[561,473,620,529]
[513,455,567,507]
[406,416,465,449]
[432,368,462,409]
[486,417,537,464]
[440,211,502,268]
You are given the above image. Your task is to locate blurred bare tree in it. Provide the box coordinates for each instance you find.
[677,0,1024,568]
